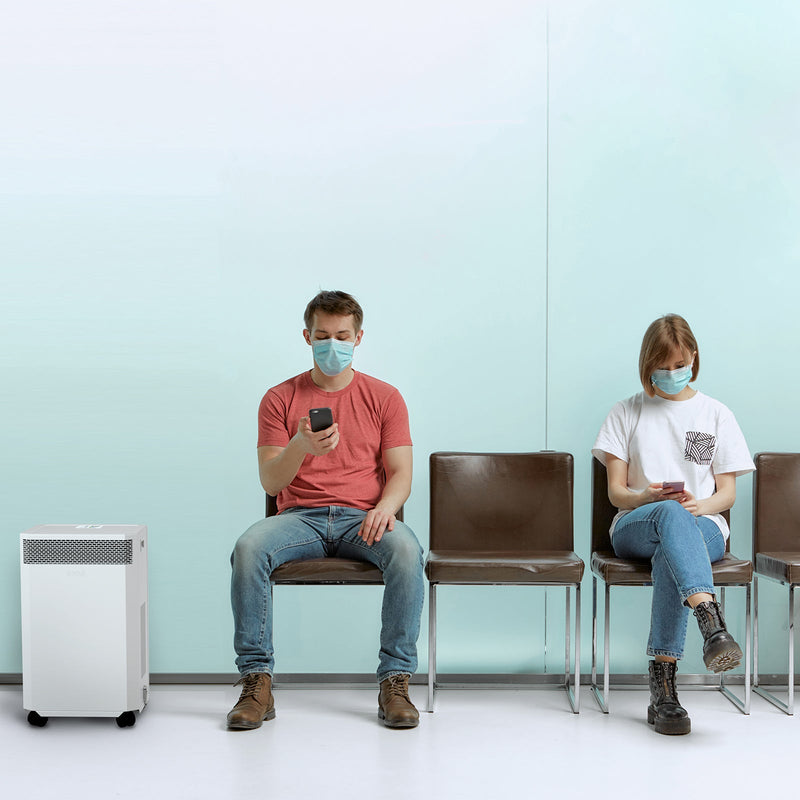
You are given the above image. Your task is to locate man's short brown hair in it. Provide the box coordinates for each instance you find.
[303,290,364,332]
[639,314,699,397]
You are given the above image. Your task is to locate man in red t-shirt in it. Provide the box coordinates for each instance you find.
[228,290,424,730]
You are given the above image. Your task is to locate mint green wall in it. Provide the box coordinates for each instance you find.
[547,0,800,674]
[2,1,798,676]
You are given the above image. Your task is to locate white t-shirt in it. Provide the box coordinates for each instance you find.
[592,390,755,539]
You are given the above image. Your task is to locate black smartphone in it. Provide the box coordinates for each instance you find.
[309,407,334,432]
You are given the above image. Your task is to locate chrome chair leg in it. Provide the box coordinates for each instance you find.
[718,583,750,714]
[563,584,580,713]
[590,577,609,713]
[746,581,752,714]
[573,583,581,713]
[427,582,436,712]
[790,585,795,714]
[564,585,570,690]
[753,575,760,688]
[603,583,610,711]
[591,576,597,689]
[753,578,795,715]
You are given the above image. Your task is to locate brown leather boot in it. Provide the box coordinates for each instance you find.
[227,673,275,730]
[378,674,419,729]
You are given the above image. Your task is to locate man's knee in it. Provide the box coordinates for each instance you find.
[381,523,424,569]
[231,518,277,568]
[232,529,260,568]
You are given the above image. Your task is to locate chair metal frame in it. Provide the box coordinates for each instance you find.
[426,451,583,715]
[428,580,581,713]
[591,580,751,714]
[590,458,751,715]
[753,575,795,714]
[752,452,800,715]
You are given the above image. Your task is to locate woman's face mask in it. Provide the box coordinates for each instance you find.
[651,363,693,395]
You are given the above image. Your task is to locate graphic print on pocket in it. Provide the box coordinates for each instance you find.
[684,431,716,465]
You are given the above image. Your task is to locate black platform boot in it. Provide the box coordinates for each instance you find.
[693,600,743,673]
[647,661,691,735]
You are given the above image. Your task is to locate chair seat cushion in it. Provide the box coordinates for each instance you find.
[591,551,752,586]
[756,552,800,584]
[272,558,384,584]
[425,550,584,584]
[590,552,652,585]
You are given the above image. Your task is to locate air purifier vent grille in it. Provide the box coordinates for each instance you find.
[23,539,133,565]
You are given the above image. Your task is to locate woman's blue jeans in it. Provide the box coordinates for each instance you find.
[612,500,725,659]
[230,506,425,682]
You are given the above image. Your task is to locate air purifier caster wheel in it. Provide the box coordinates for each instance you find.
[27,711,48,727]
[116,711,136,728]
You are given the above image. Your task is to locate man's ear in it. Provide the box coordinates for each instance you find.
[303,329,312,345]
[355,329,364,346]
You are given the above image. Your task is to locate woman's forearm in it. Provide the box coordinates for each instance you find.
[696,475,736,516]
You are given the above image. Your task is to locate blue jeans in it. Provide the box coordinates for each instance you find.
[230,506,425,682]
[612,500,725,659]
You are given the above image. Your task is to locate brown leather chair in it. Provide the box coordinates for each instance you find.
[590,457,752,714]
[426,452,584,713]
[753,452,800,714]
[266,494,391,584]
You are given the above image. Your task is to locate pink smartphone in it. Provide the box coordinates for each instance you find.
[662,481,685,493]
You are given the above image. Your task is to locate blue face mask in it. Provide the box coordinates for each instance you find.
[651,363,693,396]
[312,338,355,376]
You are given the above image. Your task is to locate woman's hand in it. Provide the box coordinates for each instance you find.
[636,483,670,507]
[679,490,701,516]
[635,483,690,508]
[607,456,690,511]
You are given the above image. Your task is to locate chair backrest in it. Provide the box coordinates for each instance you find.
[429,452,574,551]
[753,452,800,555]
[591,456,730,553]
[266,494,403,522]
[591,458,617,554]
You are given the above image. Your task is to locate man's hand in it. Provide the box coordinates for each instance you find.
[358,507,396,546]
[295,416,339,457]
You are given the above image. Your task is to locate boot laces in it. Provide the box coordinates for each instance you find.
[385,675,409,698]
[234,673,265,699]
[695,601,725,635]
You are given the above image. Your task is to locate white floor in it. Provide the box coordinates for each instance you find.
[2,682,798,800]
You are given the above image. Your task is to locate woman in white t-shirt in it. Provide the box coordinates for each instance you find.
[592,314,754,736]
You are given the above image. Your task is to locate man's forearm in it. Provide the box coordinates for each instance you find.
[375,471,412,516]
[259,437,307,496]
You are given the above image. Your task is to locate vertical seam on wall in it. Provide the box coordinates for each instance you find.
[545,2,551,450]
[543,588,548,668]
[543,1,552,673]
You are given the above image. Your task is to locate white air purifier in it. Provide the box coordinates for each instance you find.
[20,524,149,727]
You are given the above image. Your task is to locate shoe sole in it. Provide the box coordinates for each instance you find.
[378,709,419,729]
[704,645,743,674]
[647,706,691,735]
[227,709,276,730]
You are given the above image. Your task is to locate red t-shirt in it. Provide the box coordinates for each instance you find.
[258,371,412,513]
